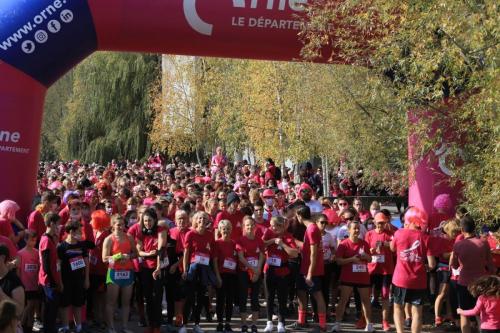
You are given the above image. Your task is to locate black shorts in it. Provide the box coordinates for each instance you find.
[89,274,106,293]
[60,278,86,307]
[457,283,477,310]
[340,281,371,288]
[371,274,392,289]
[392,285,425,306]
[297,275,322,293]
[437,270,451,285]
[25,290,42,301]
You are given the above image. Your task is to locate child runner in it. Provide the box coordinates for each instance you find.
[57,221,90,333]
[457,275,500,333]
[17,230,40,333]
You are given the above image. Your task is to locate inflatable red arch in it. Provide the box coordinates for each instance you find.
[0,0,459,217]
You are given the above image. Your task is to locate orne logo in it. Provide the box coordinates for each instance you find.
[0,130,21,143]
[183,0,307,36]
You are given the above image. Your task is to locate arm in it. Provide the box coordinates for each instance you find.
[0,286,24,317]
[41,250,57,287]
[212,257,222,287]
[102,236,112,263]
[457,297,482,317]
[307,244,318,279]
[450,250,459,269]
[427,255,437,271]
[276,238,299,258]
[182,247,190,279]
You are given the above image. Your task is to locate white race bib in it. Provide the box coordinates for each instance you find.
[452,268,461,276]
[323,248,332,260]
[69,256,86,271]
[352,264,367,273]
[223,258,236,270]
[114,270,131,280]
[371,255,385,263]
[160,257,170,269]
[24,263,38,273]
[267,256,282,267]
[247,257,258,268]
[194,253,210,266]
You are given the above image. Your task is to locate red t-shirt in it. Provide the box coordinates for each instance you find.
[262,229,296,276]
[236,235,264,271]
[28,210,46,241]
[169,227,190,255]
[58,206,70,226]
[214,210,244,240]
[337,238,371,284]
[214,239,238,274]
[90,230,110,276]
[452,237,494,286]
[487,235,500,269]
[0,235,17,259]
[38,234,61,286]
[300,223,324,276]
[185,230,214,264]
[391,228,431,289]
[365,230,395,275]
[137,227,167,269]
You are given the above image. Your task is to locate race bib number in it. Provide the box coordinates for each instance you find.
[223,258,236,270]
[352,264,367,273]
[24,263,38,272]
[247,257,258,268]
[194,253,210,266]
[452,268,461,276]
[114,270,131,280]
[267,256,282,267]
[70,256,86,271]
[160,257,170,269]
[89,255,98,265]
[371,255,385,263]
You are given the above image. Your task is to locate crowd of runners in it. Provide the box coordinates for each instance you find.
[0,150,498,333]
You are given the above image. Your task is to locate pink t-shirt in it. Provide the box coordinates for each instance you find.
[460,295,500,330]
[365,230,395,275]
[452,236,494,286]
[0,219,14,239]
[17,248,39,291]
[391,228,431,289]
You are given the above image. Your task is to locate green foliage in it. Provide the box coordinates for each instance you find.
[42,52,159,163]
[301,0,499,222]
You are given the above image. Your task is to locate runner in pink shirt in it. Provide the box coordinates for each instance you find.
[390,207,436,333]
[457,275,500,333]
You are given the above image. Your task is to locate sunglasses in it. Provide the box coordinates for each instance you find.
[300,189,310,193]
[338,203,348,206]
[318,221,328,225]
[344,216,355,221]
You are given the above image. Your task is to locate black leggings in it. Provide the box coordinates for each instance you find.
[216,273,237,323]
[266,273,289,323]
[141,268,163,328]
[238,271,261,313]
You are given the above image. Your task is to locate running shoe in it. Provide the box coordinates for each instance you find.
[329,322,340,332]
[365,323,374,332]
[277,322,285,333]
[285,322,308,331]
[355,317,366,329]
[264,321,274,333]
[382,320,391,332]
[193,325,204,333]
[224,323,234,332]
[177,326,187,333]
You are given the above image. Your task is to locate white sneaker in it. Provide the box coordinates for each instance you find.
[178,326,187,333]
[264,321,274,333]
[330,322,341,332]
[193,325,205,333]
[277,322,285,333]
[365,323,374,332]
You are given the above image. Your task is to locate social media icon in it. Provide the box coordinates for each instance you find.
[60,9,74,23]
[21,40,35,54]
[47,20,61,33]
[34,30,48,44]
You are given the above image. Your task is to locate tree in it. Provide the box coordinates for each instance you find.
[301,0,499,222]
